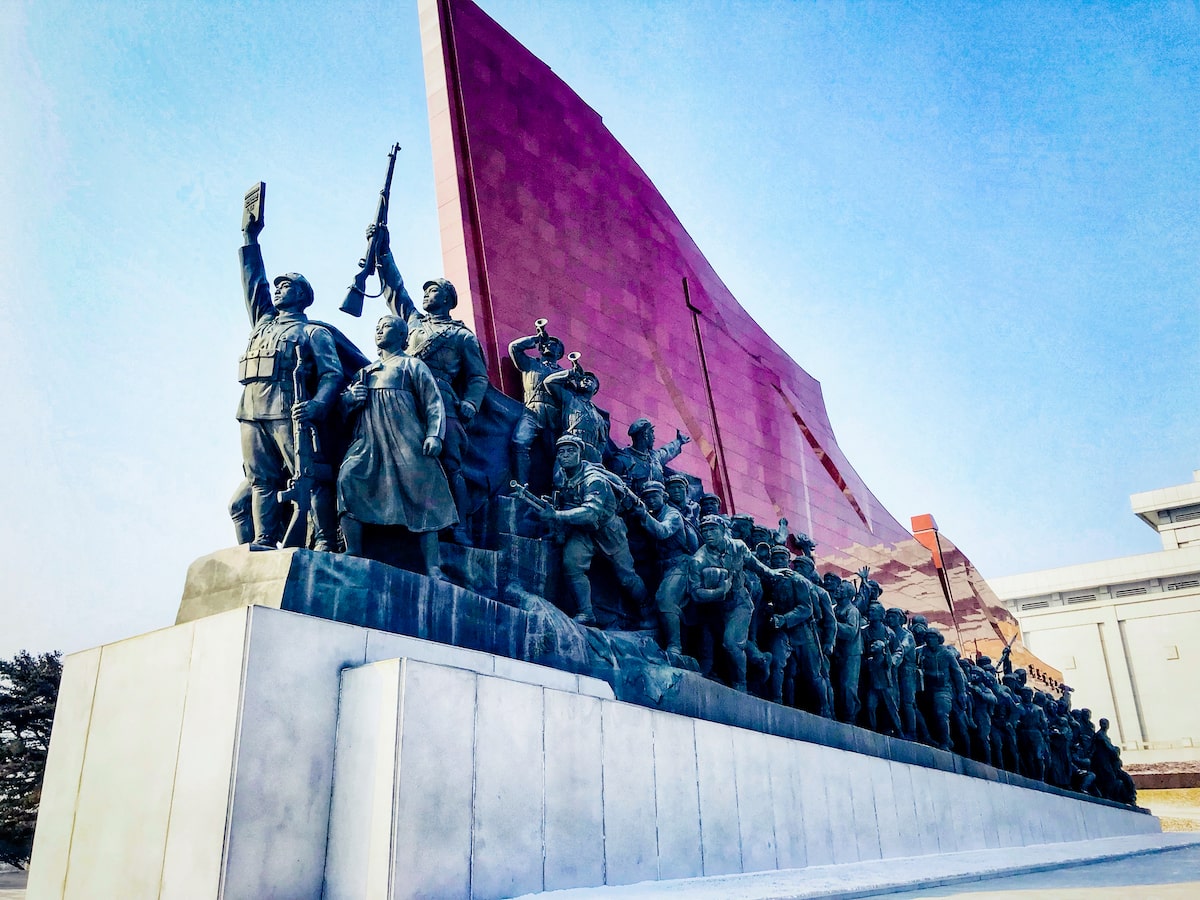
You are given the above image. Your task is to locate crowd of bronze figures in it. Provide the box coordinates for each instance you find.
[230,203,1135,805]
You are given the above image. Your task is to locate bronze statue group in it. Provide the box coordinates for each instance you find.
[231,198,1135,807]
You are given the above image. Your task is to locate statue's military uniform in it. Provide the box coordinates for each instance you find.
[555,461,647,623]
[542,369,608,464]
[509,334,563,485]
[886,619,924,741]
[609,432,687,493]
[765,569,831,715]
[237,242,342,546]
[919,637,964,751]
[831,599,863,724]
[684,536,769,693]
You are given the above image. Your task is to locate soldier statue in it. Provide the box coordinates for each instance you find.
[665,473,701,544]
[884,608,925,741]
[765,545,832,716]
[537,435,648,627]
[609,418,690,494]
[920,628,966,751]
[683,515,782,693]
[861,602,902,735]
[697,493,724,521]
[237,204,342,550]
[508,318,565,486]
[830,580,864,723]
[792,554,837,716]
[372,224,489,534]
[633,480,695,650]
[542,360,608,465]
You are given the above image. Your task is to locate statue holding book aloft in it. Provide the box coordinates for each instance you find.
[235,183,342,550]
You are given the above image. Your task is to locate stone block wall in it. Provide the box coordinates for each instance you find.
[28,606,1156,899]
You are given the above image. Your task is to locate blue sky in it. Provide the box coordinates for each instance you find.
[3,0,1198,658]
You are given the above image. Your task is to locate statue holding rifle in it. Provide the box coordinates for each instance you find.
[339,145,489,536]
[236,183,342,550]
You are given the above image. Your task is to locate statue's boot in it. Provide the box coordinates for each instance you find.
[570,575,597,626]
[250,487,282,549]
[729,647,748,693]
[419,531,448,582]
[512,445,531,490]
[449,471,472,544]
[310,483,338,552]
[340,516,364,556]
[660,612,682,654]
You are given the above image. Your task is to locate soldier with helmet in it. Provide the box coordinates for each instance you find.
[537,434,647,627]
[682,515,784,693]
[238,207,343,549]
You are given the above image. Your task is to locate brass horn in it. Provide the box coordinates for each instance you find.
[568,350,583,373]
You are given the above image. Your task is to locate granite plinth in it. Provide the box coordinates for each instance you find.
[28,606,1160,899]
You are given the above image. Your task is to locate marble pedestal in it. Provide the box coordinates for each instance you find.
[26,603,1157,900]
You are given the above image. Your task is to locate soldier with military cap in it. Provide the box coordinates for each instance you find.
[238,206,342,549]
[920,627,967,751]
[542,365,608,465]
[884,607,926,741]
[681,515,785,693]
[632,480,696,641]
[765,544,832,715]
[608,417,690,494]
[697,492,724,520]
[665,473,701,545]
[538,434,647,627]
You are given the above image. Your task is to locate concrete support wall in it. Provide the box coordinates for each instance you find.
[325,660,1160,899]
[28,607,1158,900]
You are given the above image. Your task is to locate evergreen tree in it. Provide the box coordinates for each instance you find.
[0,651,61,869]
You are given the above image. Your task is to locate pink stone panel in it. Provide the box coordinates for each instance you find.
[420,0,1025,646]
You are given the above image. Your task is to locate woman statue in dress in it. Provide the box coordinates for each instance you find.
[337,315,457,579]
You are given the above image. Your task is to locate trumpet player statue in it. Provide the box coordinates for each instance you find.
[542,352,608,465]
[508,317,565,486]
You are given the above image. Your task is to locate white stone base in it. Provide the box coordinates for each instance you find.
[27,606,1159,900]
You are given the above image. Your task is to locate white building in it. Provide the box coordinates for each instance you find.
[989,471,1200,765]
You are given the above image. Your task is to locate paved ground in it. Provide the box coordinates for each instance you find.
[893,841,1200,898]
[0,866,25,899]
[514,834,1200,899]
[7,835,1198,899]
[1140,788,1200,832]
